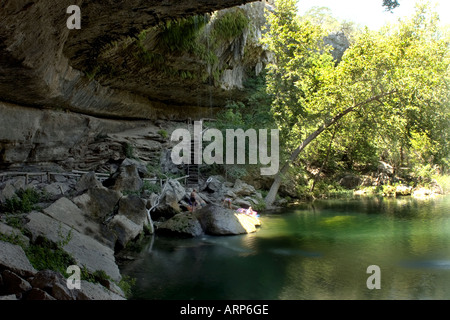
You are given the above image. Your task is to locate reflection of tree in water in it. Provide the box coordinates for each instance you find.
[120,197,450,299]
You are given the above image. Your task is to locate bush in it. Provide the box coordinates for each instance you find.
[433,174,450,194]
[25,238,76,277]
[1,188,42,214]
[157,129,169,139]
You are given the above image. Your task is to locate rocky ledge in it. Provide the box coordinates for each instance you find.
[158,204,261,237]
[0,240,125,300]
[0,158,264,300]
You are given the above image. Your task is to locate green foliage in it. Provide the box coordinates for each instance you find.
[157,129,169,139]
[141,180,162,194]
[262,0,450,201]
[25,237,76,276]
[156,15,208,53]
[0,232,26,248]
[118,275,137,299]
[210,9,250,42]
[252,201,267,212]
[433,175,450,194]
[207,72,275,182]
[0,188,43,214]
[123,142,136,159]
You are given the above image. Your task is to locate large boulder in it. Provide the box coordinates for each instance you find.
[43,197,114,248]
[150,179,187,219]
[201,176,224,194]
[378,161,394,175]
[74,171,103,194]
[72,187,122,222]
[339,174,362,189]
[75,280,126,300]
[195,204,259,236]
[104,163,143,192]
[232,179,257,197]
[157,213,204,238]
[25,211,121,282]
[108,195,151,250]
[117,195,149,226]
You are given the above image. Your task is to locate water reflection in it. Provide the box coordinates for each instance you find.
[120,196,450,300]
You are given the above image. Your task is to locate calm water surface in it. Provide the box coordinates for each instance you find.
[120,196,450,300]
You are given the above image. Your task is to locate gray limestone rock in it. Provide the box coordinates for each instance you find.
[25,211,121,282]
[0,241,37,278]
[157,213,204,238]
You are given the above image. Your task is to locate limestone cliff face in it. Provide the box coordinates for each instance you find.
[0,0,267,120]
[0,1,272,169]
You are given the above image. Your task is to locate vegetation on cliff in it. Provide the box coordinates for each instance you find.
[209,0,449,204]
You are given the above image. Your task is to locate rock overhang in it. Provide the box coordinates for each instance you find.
[0,0,264,120]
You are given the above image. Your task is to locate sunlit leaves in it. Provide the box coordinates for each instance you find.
[264,0,449,173]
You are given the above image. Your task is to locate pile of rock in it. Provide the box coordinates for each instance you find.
[0,240,125,300]
[0,158,267,300]
[196,176,264,209]
[157,204,261,238]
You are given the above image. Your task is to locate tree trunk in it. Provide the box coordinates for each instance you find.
[264,91,396,207]
[310,125,338,193]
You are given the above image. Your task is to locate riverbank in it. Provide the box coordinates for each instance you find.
[0,155,447,300]
[0,160,265,300]
[120,196,450,300]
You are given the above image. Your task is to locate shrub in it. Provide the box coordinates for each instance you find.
[1,188,42,214]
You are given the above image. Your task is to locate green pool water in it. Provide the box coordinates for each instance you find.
[120,195,450,300]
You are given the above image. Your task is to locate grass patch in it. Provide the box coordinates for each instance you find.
[0,188,43,214]
[25,237,76,277]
